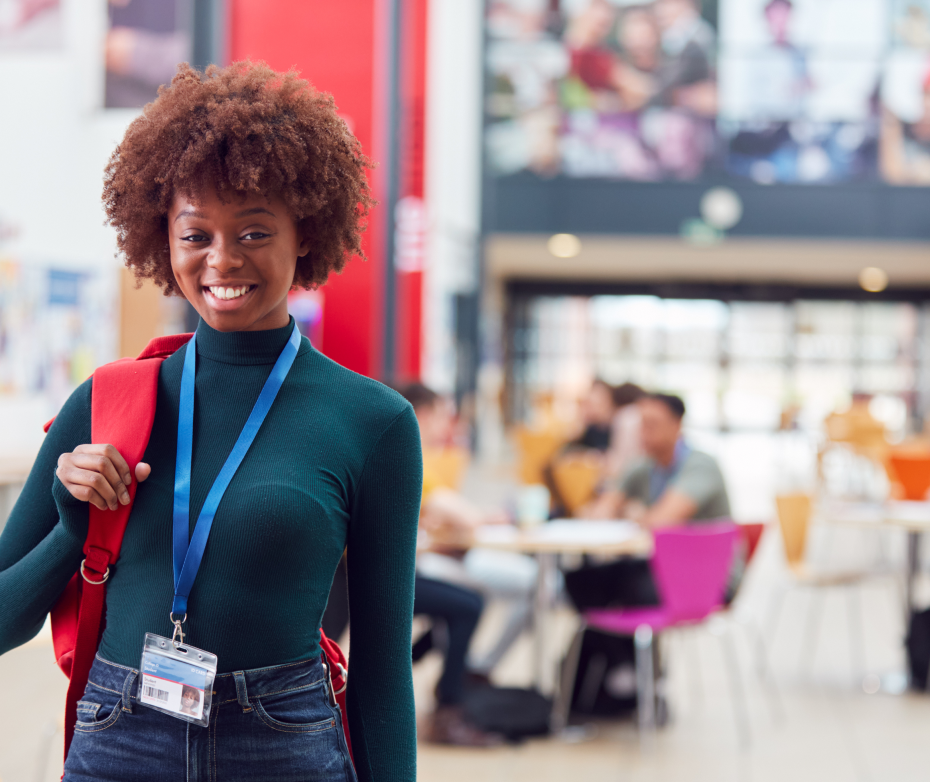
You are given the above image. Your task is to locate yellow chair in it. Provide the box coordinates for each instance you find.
[422,447,469,494]
[550,452,603,517]
[513,426,565,485]
[775,494,812,574]
[770,493,873,676]
[823,405,890,484]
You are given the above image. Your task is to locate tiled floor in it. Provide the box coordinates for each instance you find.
[4,492,930,781]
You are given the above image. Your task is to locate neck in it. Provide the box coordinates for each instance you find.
[653,441,678,468]
[195,315,297,365]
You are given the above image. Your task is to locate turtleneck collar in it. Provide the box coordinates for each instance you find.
[194,316,297,365]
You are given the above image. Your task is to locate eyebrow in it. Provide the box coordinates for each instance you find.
[173,207,277,223]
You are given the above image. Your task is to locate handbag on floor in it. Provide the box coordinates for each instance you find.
[463,685,551,742]
[45,333,352,765]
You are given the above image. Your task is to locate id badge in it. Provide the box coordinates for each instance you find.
[139,633,217,727]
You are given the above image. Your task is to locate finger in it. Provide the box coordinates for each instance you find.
[135,462,152,483]
[70,453,130,507]
[58,465,120,511]
[74,443,132,487]
[101,445,133,487]
[55,472,110,510]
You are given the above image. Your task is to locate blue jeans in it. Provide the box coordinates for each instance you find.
[413,576,482,705]
[64,654,357,782]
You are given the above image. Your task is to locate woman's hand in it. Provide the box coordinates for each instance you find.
[56,444,151,511]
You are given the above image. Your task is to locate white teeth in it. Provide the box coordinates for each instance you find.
[208,286,250,300]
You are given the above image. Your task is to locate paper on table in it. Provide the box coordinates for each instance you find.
[475,520,641,546]
[886,500,930,522]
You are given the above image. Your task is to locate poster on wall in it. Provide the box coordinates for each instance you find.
[0,0,63,50]
[486,0,930,186]
[105,0,192,108]
[0,259,116,407]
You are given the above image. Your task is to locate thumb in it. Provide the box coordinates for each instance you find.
[135,462,152,483]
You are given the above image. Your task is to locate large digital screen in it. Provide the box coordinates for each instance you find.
[487,0,930,186]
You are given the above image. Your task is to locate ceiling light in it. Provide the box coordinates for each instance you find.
[700,187,743,231]
[547,233,581,258]
[859,267,888,293]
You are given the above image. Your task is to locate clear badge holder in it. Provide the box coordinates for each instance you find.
[139,632,217,727]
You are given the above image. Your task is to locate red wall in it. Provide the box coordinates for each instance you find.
[229,0,384,377]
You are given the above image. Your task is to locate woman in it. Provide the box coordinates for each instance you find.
[0,62,421,781]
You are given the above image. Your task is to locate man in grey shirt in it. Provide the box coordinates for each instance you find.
[566,393,732,610]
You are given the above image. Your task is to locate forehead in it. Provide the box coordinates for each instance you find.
[640,399,675,420]
[169,186,282,216]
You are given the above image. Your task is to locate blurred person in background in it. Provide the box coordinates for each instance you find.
[882,68,930,185]
[569,393,732,610]
[400,383,530,746]
[569,378,616,452]
[605,381,646,482]
[652,0,716,115]
[544,379,617,515]
[0,62,420,780]
[612,5,663,111]
[750,0,808,121]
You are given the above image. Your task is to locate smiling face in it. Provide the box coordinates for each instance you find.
[168,187,311,332]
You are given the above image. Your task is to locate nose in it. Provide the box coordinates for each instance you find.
[206,235,244,273]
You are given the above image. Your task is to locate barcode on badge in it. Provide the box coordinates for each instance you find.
[144,685,170,702]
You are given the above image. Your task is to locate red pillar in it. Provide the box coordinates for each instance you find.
[394,0,428,381]
[228,0,384,377]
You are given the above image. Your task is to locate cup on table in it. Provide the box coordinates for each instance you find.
[517,484,550,529]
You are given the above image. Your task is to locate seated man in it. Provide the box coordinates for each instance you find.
[400,383,538,678]
[568,392,732,610]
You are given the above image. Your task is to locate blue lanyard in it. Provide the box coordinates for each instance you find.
[648,440,690,505]
[170,323,301,624]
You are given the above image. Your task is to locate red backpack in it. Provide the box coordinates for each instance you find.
[47,334,352,765]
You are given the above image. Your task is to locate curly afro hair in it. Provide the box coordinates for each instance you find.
[103,61,374,294]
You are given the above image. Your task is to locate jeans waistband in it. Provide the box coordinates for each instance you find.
[88,653,329,709]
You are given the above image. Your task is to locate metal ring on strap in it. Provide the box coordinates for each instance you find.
[333,663,348,695]
[80,559,110,585]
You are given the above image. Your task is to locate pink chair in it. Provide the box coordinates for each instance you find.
[555,522,745,742]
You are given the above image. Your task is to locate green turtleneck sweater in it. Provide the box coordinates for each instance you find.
[0,317,422,781]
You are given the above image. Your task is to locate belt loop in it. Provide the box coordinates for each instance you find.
[122,668,138,713]
[233,671,251,713]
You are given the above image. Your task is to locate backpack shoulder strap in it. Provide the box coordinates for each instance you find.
[59,333,192,761]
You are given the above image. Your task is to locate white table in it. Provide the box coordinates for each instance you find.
[470,520,652,694]
[820,500,930,616]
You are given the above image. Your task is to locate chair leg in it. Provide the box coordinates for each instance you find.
[738,616,785,725]
[800,588,825,677]
[717,623,752,750]
[552,620,585,732]
[634,625,656,743]
[577,653,608,715]
[847,585,866,683]
[682,625,704,710]
[765,586,788,669]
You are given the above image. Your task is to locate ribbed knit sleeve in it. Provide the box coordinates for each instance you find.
[0,379,92,655]
[344,405,422,782]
